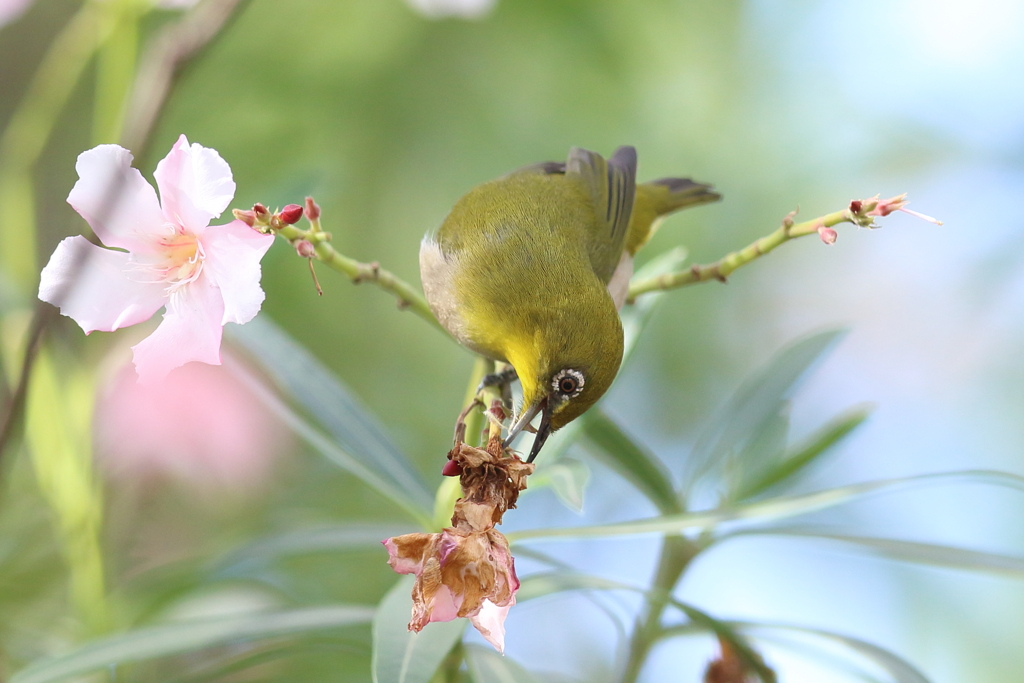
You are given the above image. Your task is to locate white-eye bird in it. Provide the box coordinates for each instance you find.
[420,147,718,462]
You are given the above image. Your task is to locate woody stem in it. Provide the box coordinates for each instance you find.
[626,208,855,302]
[275,223,445,333]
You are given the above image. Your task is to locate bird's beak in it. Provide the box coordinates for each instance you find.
[503,396,554,463]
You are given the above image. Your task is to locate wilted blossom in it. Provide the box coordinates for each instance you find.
[384,441,533,652]
[38,135,274,384]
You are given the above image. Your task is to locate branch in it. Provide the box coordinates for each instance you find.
[120,0,249,155]
[240,201,447,335]
[626,194,941,303]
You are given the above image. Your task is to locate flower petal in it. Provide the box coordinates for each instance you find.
[38,236,166,333]
[67,145,166,253]
[131,276,225,384]
[470,599,513,653]
[201,219,274,324]
[154,134,235,233]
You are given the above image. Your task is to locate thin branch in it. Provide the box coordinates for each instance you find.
[120,0,250,155]
[274,222,446,334]
[626,195,938,302]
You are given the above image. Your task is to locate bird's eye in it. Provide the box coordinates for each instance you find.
[552,369,585,399]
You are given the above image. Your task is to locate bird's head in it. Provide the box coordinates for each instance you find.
[502,289,623,462]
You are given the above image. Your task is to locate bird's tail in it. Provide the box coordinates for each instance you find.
[625,177,720,255]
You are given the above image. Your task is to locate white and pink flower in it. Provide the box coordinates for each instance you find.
[39,135,274,383]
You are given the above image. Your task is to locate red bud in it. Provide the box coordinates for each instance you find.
[849,200,862,214]
[304,196,321,221]
[279,204,303,225]
[253,203,270,219]
[441,459,462,477]
[232,208,256,227]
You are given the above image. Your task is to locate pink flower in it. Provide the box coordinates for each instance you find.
[0,0,33,29]
[865,193,943,225]
[94,353,290,491]
[38,135,274,383]
[384,527,519,652]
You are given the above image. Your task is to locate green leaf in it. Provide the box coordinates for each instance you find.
[214,524,415,578]
[508,470,1024,543]
[666,601,776,683]
[734,404,873,501]
[734,528,1024,578]
[682,329,846,502]
[734,622,929,683]
[580,410,680,514]
[227,317,435,514]
[528,457,591,513]
[228,365,432,527]
[465,644,541,683]
[516,572,632,602]
[9,605,376,683]
[372,576,465,683]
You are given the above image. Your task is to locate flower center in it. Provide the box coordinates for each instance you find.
[127,225,206,293]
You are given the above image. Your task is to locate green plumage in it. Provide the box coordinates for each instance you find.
[419,146,719,460]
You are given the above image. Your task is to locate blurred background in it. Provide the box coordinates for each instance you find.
[1,0,1023,681]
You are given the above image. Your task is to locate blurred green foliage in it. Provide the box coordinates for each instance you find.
[2,0,1023,682]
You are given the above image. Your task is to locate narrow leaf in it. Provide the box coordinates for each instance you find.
[10,606,375,683]
[733,528,1024,578]
[667,601,776,683]
[465,644,541,683]
[372,576,465,683]
[581,410,680,514]
[214,524,415,578]
[228,361,432,527]
[683,329,846,499]
[508,470,1024,543]
[227,317,434,514]
[734,622,929,683]
[734,404,873,501]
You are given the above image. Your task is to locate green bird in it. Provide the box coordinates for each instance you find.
[420,146,718,462]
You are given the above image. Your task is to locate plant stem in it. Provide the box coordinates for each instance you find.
[276,223,445,334]
[620,535,701,683]
[626,208,852,302]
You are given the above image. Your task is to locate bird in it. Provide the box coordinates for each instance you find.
[420,146,719,462]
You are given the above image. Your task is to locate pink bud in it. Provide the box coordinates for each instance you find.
[279,204,303,225]
[304,196,321,221]
[232,208,256,227]
[818,225,837,244]
[253,203,270,220]
[442,458,463,477]
[294,240,316,258]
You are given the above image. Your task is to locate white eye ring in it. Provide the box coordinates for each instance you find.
[552,369,585,399]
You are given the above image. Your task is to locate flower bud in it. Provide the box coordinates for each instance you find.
[849,200,862,214]
[304,196,321,221]
[442,458,463,477]
[817,225,837,244]
[232,208,256,227]
[253,203,270,220]
[279,204,304,225]
[294,240,316,258]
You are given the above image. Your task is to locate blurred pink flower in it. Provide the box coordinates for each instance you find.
[38,135,274,384]
[94,355,289,490]
[0,0,33,29]
[384,527,518,652]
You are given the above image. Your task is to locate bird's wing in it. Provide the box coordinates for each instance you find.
[565,146,638,283]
